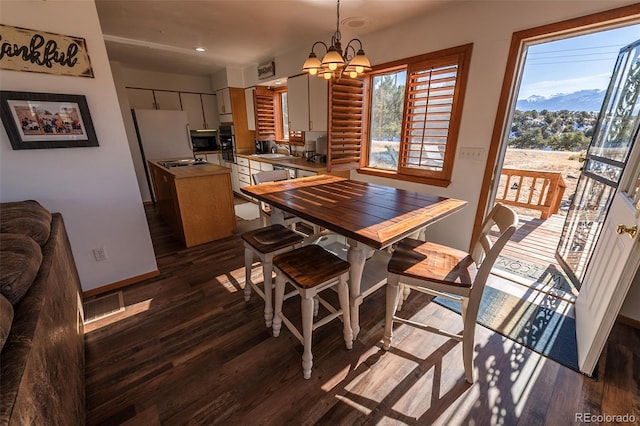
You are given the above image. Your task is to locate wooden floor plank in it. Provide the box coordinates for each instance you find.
[84,204,640,424]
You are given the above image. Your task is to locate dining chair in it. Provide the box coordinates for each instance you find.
[242,224,304,327]
[382,203,518,383]
[272,244,352,379]
[252,170,320,235]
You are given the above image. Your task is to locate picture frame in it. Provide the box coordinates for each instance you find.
[0,91,98,149]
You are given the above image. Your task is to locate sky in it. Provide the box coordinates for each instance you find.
[518,23,640,99]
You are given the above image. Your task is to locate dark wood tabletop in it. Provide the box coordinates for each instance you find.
[241,175,467,249]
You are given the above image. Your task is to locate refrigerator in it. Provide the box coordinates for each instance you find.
[132,109,195,202]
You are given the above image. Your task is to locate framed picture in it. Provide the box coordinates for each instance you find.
[0,91,98,149]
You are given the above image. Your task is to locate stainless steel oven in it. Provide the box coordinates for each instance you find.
[218,124,235,163]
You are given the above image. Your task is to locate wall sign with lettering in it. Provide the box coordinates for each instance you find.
[0,24,94,78]
[257,61,275,80]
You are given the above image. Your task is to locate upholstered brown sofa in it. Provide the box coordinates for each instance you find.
[0,200,85,425]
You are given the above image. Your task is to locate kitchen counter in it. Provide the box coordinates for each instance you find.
[236,153,328,174]
[147,159,236,247]
[148,158,230,178]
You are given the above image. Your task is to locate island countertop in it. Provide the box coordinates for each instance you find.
[148,159,231,178]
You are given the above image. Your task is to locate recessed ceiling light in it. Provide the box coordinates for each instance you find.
[195,47,206,52]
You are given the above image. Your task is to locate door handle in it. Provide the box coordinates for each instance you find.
[616,224,638,239]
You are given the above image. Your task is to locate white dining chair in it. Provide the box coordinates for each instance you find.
[382,203,518,383]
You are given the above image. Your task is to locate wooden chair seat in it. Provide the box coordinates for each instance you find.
[273,244,350,289]
[388,240,475,288]
[242,224,304,253]
[242,224,304,328]
[272,244,352,379]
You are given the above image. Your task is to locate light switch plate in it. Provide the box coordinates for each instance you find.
[459,147,485,160]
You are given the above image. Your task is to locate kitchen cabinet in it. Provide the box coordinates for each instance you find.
[217,88,232,115]
[181,92,207,129]
[148,160,236,247]
[154,90,182,110]
[245,88,256,131]
[181,93,219,130]
[127,88,156,109]
[202,94,219,130]
[126,88,219,128]
[287,74,328,132]
[296,169,317,178]
[214,87,254,154]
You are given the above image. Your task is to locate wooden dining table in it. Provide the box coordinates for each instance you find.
[241,175,467,339]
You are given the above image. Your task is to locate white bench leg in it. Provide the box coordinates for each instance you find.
[301,294,314,380]
[244,247,253,302]
[262,259,274,328]
[272,273,285,337]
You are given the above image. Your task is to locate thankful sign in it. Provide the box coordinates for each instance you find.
[0,24,94,78]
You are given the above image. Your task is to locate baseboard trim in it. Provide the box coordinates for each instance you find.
[83,270,160,298]
[617,314,640,330]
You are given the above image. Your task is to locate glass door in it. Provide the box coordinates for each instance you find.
[556,39,640,287]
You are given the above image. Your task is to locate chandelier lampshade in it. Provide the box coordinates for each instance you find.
[302,0,371,80]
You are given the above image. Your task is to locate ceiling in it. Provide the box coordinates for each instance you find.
[95,0,449,77]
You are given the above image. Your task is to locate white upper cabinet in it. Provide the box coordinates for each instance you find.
[216,88,232,115]
[287,75,327,132]
[127,88,156,109]
[181,92,206,129]
[202,94,219,129]
[245,88,256,131]
[153,90,182,110]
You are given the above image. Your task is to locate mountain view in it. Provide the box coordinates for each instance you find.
[516,89,606,112]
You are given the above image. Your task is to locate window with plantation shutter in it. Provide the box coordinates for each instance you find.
[328,77,366,171]
[361,43,472,187]
[254,87,277,141]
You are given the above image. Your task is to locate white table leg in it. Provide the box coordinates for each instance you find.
[346,238,366,340]
[270,207,285,225]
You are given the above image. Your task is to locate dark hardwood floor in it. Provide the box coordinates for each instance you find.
[84,203,640,425]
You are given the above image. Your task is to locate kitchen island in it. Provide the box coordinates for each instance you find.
[148,159,236,247]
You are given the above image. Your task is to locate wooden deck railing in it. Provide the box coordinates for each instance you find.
[496,168,567,219]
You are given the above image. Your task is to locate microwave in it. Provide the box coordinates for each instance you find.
[190,129,218,152]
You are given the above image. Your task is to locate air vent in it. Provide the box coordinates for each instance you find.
[83,291,124,323]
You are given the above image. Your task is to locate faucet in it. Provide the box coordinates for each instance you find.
[276,144,291,155]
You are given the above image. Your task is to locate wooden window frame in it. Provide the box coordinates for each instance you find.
[358,43,473,187]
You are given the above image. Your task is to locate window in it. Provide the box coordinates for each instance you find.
[368,70,407,170]
[361,43,472,186]
[280,91,289,140]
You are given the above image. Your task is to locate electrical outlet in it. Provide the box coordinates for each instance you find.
[459,147,485,160]
[92,247,108,262]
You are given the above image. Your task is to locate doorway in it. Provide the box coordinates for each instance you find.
[483,17,640,304]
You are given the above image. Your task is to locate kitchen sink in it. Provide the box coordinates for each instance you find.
[250,153,296,159]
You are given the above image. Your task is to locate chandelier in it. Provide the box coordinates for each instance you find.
[302,0,372,80]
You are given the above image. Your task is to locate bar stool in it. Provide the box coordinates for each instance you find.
[242,224,304,327]
[272,244,352,379]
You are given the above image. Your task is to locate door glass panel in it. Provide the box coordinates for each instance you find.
[557,39,640,286]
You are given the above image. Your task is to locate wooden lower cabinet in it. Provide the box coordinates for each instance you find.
[149,161,236,247]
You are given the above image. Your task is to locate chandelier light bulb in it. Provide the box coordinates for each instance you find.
[349,71,358,78]
[355,66,364,74]
[309,68,318,76]
[324,72,332,80]
[329,62,338,71]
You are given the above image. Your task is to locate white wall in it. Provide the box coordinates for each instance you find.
[0,0,157,292]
